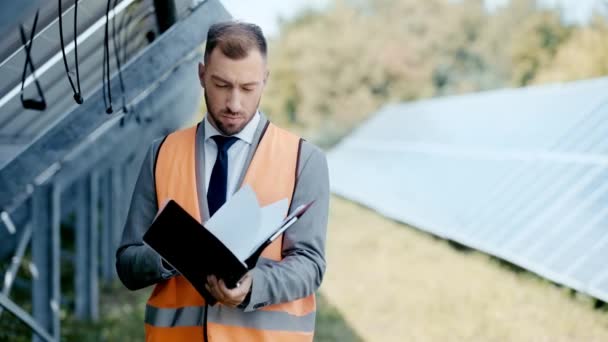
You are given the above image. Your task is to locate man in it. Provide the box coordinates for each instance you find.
[116,21,329,341]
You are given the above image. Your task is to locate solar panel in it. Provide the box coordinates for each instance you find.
[591,270,608,298]
[0,0,156,168]
[547,205,608,271]
[328,77,608,302]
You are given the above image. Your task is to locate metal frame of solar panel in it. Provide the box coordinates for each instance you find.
[328,77,608,303]
[0,1,231,340]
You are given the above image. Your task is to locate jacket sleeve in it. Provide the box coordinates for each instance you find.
[243,141,330,312]
[115,138,177,291]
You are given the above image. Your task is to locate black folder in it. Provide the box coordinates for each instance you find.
[143,199,313,305]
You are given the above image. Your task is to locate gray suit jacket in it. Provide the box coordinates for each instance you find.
[115,113,329,312]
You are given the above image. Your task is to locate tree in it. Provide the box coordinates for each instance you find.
[534,16,608,83]
[261,0,591,143]
[508,5,572,86]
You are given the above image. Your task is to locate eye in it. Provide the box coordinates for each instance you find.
[215,83,229,88]
[242,87,254,92]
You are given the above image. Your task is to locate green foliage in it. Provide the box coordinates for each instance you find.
[261,0,608,143]
[509,8,573,86]
[59,286,354,342]
[314,293,363,342]
[534,16,608,83]
[60,283,147,341]
[0,311,31,342]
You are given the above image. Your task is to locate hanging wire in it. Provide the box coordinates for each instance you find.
[116,5,145,126]
[19,10,47,111]
[102,0,113,114]
[58,0,83,104]
[118,7,133,127]
[112,0,128,113]
[102,40,109,112]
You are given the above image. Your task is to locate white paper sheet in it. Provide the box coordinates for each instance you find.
[203,184,288,262]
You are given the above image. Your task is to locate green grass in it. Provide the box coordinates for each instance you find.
[323,195,608,341]
[6,195,608,341]
[0,282,358,341]
[61,282,148,341]
[314,293,363,342]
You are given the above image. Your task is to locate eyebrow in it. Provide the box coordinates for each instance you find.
[211,75,260,87]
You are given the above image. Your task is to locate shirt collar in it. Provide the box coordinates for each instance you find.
[204,111,260,145]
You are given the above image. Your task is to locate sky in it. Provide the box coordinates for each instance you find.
[219,0,328,37]
[219,0,602,38]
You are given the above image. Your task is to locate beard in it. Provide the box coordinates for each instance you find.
[204,89,261,136]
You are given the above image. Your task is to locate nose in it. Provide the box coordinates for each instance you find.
[226,89,242,114]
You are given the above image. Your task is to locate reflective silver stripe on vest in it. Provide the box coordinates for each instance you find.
[145,304,315,333]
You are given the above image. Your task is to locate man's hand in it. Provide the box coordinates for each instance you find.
[205,272,252,307]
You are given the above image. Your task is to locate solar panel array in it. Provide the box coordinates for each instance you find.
[0,0,158,169]
[0,0,197,170]
[0,1,228,337]
[328,77,608,302]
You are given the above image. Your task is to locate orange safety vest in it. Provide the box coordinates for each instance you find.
[145,122,316,341]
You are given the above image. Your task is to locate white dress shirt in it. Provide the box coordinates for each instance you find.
[203,112,260,201]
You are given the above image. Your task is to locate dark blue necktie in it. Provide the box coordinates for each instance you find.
[207,135,239,217]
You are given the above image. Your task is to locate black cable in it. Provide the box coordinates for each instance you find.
[112,0,127,113]
[120,11,141,125]
[19,10,46,111]
[103,0,113,114]
[203,303,209,342]
[118,8,132,127]
[117,5,137,127]
[73,0,81,101]
[58,0,83,104]
[102,40,108,111]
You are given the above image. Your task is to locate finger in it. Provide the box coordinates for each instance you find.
[206,276,225,302]
[206,275,216,290]
[218,279,248,305]
[240,273,252,288]
[243,271,253,283]
[218,278,242,296]
[209,275,221,291]
[205,282,218,299]
[218,278,229,291]
[234,273,252,293]
[217,278,235,298]
[205,283,214,297]
[237,272,251,283]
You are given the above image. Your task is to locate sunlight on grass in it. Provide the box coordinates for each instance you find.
[56,279,359,341]
[20,195,608,342]
[321,195,608,341]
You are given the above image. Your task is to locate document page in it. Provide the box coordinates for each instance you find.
[244,198,288,259]
[203,185,288,262]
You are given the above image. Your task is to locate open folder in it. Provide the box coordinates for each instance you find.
[143,184,314,305]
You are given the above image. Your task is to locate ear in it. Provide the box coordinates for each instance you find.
[198,62,206,87]
[263,69,269,85]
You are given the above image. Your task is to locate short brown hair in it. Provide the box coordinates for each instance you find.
[204,21,267,62]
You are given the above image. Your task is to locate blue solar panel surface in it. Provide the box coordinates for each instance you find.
[328,77,608,302]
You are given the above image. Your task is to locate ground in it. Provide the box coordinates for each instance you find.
[6,195,607,341]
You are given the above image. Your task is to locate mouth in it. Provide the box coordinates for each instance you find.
[220,113,242,124]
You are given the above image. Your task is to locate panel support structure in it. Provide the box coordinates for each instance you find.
[31,183,61,342]
[74,174,99,320]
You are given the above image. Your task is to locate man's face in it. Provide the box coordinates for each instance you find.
[198,48,268,136]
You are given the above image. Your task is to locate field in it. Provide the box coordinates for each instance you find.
[319,196,608,341]
[37,195,608,341]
